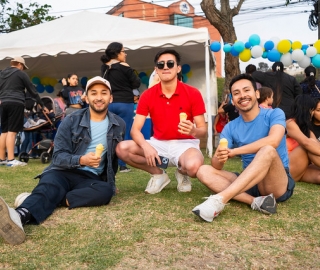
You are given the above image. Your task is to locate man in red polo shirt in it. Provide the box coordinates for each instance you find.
[116,49,207,194]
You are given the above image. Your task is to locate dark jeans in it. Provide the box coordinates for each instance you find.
[20,169,113,223]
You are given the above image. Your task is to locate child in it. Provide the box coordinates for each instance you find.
[214,102,228,136]
[258,87,273,109]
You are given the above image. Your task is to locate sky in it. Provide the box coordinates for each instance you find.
[23,0,319,74]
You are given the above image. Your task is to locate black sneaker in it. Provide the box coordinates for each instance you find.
[119,166,131,173]
[251,193,277,214]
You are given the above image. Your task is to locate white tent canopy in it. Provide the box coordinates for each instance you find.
[0,11,217,156]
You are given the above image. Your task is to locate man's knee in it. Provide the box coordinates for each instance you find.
[257,145,278,159]
[196,165,213,183]
[116,141,129,158]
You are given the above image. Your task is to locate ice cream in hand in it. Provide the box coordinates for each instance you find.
[179,112,187,122]
[219,138,228,148]
[95,143,104,157]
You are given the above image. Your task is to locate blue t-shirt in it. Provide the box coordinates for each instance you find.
[221,108,288,169]
[80,116,109,175]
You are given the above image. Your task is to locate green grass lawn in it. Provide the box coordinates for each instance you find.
[0,152,319,269]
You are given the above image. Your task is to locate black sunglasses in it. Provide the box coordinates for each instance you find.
[156,60,175,69]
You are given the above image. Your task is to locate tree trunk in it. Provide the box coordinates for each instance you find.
[201,0,245,93]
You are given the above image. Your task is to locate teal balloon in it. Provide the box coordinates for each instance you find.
[36,84,45,93]
[210,41,221,52]
[262,51,268,58]
[267,49,281,62]
[45,85,54,93]
[223,43,232,53]
[233,41,245,53]
[182,75,188,83]
[139,72,147,79]
[249,34,260,46]
[312,54,320,68]
[181,64,190,74]
[32,77,40,85]
[141,75,149,85]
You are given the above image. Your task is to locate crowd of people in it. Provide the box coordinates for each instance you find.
[0,44,320,245]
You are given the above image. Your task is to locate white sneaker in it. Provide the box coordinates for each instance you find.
[0,197,25,245]
[14,192,31,208]
[145,171,171,194]
[0,159,7,165]
[192,194,225,222]
[6,160,27,167]
[175,169,192,192]
[251,193,277,215]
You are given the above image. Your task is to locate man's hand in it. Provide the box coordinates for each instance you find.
[178,120,194,135]
[141,143,159,167]
[79,152,101,168]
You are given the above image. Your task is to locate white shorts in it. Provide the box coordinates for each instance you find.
[147,137,202,168]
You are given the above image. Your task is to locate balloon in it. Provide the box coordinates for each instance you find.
[251,45,263,58]
[280,53,292,67]
[185,71,193,78]
[233,41,245,53]
[291,49,304,62]
[270,37,280,49]
[262,51,268,59]
[249,34,260,46]
[210,41,221,52]
[298,55,311,68]
[230,46,239,56]
[264,40,274,51]
[306,46,317,57]
[245,42,251,49]
[301,44,309,50]
[141,75,149,85]
[49,78,57,87]
[267,49,281,62]
[36,84,45,93]
[312,54,320,68]
[80,77,88,87]
[314,40,320,53]
[181,64,191,74]
[139,72,147,78]
[31,77,40,85]
[45,85,54,94]
[292,41,302,50]
[259,39,266,48]
[40,77,50,86]
[223,43,232,53]
[277,40,291,53]
[182,75,188,83]
[239,49,251,62]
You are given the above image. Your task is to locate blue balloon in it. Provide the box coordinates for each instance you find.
[245,42,251,49]
[45,85,54,93]
[230,46,239,57]
[264,40,274,51]
[234,41,245,53]
[181,64,191,74]
[301,44,309,50]
[267,49,281,62]
[139,72,147,79]
[249,34,260,46]
[312,54,320,68]
[80,77,87,87]
[210,41,221,52]
[36,84,45,93]
[223,43,232,53]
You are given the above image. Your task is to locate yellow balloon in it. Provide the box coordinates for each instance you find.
[49,78,58,87]
[292,41,302,50]
[314,40,320,53]
[40,77,50,86]
[186,71,193,78]
[277,40,291,53]
[239,48,251,62]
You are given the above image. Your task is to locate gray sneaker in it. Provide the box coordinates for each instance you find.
[0,197,25,245]
[145,171,171,194]
[175,169,191,192]
[0,159,7,165]
[192,194,225,222]
[251,193,277,215]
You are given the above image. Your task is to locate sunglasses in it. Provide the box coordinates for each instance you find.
[156,60,175,69]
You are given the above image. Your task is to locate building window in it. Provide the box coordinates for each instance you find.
[170,14,193,28]
[118,13,124,17]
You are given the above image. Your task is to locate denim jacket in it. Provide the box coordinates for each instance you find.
[39,108,125,194]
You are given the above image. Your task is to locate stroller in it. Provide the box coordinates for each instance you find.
[18,96,63,164]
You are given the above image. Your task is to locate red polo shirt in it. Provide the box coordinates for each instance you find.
[137,80,206,140]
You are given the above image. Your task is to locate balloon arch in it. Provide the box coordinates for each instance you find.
[210,34,320,68]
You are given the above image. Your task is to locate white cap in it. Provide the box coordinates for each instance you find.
[11,56,29,70]
[85,76,112,94]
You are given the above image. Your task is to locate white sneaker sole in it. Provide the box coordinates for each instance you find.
[0,197,25,245]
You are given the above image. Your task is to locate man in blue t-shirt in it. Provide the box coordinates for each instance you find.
[192,74,295,222]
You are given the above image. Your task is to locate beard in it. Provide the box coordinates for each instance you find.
[237,97,258,113]
[88,101,109,114]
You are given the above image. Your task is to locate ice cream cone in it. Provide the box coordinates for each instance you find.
[179,112,187,122]
[219,138,228,148]
[95,143,104,157]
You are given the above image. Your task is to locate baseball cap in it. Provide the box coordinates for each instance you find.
[11,56,29,70]
[85,76,112,94]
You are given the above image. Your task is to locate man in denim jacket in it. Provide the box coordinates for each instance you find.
[0,76,125,245]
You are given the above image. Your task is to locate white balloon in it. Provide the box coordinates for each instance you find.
[259,39,266,48]
[280,53,292,67]
[251,45,263,58]
[306,46,317,57]
[298,55,311,68]
[291,49,304,62]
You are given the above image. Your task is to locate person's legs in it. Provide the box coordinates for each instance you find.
[289,146,310,181]
[299,164,320,184]
[0,132,7,161]
[5,131,17,160]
